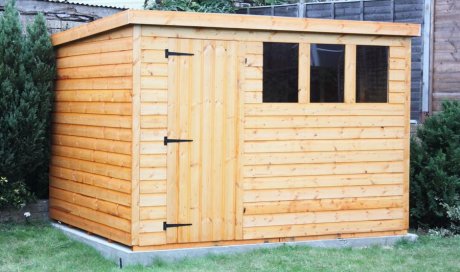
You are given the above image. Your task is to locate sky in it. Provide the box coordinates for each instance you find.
[64,0,145,9]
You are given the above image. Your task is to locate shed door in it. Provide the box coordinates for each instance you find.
[166,38,239,244]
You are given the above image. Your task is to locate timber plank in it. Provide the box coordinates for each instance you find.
[50,176,131,206]
[243,219,405,239]
[244,196,403,215]
[243,185,403,203]
[50,208,131,245]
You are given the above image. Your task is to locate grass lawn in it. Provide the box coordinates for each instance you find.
[1,223,459,272]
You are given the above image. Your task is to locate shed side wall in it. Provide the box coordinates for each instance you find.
[49,26,134,245]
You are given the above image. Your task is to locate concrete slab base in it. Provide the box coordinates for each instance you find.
[52,222,418,267]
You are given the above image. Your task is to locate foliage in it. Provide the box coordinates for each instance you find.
[0,0,55,207]
[145,0,236,13]
[0,177,34,209]
[410,101,460,229]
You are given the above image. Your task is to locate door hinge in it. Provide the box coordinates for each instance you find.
[164,136,193,145]
[163,222,192,230]
[165,49,194,58]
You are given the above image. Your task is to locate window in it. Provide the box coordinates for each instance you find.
[356,46,389,103]
[263,42,299,102]
[310,44,345,103]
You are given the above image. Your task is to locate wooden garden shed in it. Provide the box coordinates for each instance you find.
[49,10,420,251]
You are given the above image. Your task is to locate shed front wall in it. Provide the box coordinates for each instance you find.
[137,25,411,248]
[49,26,135,245]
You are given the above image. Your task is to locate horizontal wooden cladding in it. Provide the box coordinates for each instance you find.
[140,129,167,141]
[140,180,166,194]
[140,220,164,233]
[245,139,404,153]
[140,154,166,167]
[244,161,403,178]
[244,185,403,203]
[142,27,415,47]
[140,206,166,220]
[56,51,133,69]
[140,142,166,155]
[55,77,132,91]
[51,155,131,181]
[50,208,131,245]
[142,50,168,64]
[140,168,166,181]
[244,150,404,166]
[57,64,132,80]
[54,102,131,116]
[50,187,131,220]
[245,104,405,116]
[244,196,403,215]
[138,232,166,246]
[56,36,133,58]
[52,145,131,168]
[50,175,131,206]
[141,116,167,128]
[245,127,404,141]
[140,194,166,207]
[50,166,130,194]
[49,198,130,232]
[78,25,133,44]
[52,124,131,142]
[55,90,132,103]
[245,116,404,129]
[141,90,168,103]
[52,134,131,155]
[141,63,168,77]
[243,207,404,228]
[243,219,405,239]
[141,77,168,90]
[244,173,403,190]
[140,36,168,50]
[140,103,167,115]
[53,113,131,128]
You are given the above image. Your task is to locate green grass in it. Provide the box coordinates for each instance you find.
[1,223,459,272]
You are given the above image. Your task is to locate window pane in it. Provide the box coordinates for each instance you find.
[310,44,345,103]
[356,46,388,103]
[263,42,299,103]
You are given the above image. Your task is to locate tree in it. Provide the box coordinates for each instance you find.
[0,0,55,207]
[145,0,236,13]
[23,13,56,198]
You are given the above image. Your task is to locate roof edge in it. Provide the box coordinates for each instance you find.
[52,10,421,46]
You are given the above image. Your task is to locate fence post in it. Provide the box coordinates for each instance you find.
[331,2,335,19]
[298,0,305,18]
[360,0,364,20]
[391,0,395,22]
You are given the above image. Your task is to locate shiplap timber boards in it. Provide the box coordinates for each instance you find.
[50,27,134,246]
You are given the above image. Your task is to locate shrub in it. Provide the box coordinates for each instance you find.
[0,177,34,209]
[410,101,460,229]
[0,0,55,208]
[145,0,236,13]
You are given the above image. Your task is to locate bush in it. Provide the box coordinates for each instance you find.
[0,0,55,208]
[410,101,460,229]
[0,177,34,209]
[145,0,236,13]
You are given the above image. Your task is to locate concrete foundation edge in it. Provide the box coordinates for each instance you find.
[52,222,418,266]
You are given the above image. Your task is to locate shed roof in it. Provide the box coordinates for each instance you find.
[52,9,421,46]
